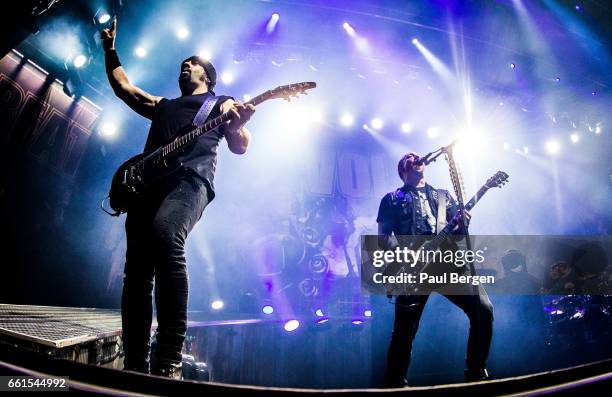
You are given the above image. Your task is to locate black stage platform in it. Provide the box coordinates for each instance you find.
[0,304,611,395]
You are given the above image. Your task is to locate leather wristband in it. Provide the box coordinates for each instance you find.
[105,49,121,73]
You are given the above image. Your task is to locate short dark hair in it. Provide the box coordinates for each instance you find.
[397,152,418,179]
[182,56,217,93]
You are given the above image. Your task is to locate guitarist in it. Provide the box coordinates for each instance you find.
[102,19,255,378]
[378,152,493,386]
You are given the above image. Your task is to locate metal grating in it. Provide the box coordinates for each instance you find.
[0,304,123,348]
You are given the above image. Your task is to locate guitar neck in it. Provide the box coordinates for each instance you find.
[159,93,268,159]
[427,185,490,249]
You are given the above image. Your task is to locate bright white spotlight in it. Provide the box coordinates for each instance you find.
[503,142,510,151]
[370,118,384,130]
[364,310,372,317]
[595,123,602,134]
[426,127,439,139]
[411,38,418,45]
[570,133,580,143]
[262,305,274,315]
[342,22,355,36]
[243,94,251,102]
[340,113,354,127]
[545,139,561,155]
[266,13,280,34]
[220,72,234,85]
[177,27,190,40]
[134,47,147,58]
[73,54,87,68]
[523,146,529,154]
[510,62,516,69]
[284,319,300,332]
[211,300,224,310]
[401,122,412,134]
[198,49,212,60]
[99,122,117,138]
[98,13,111,24]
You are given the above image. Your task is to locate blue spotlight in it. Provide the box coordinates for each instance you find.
[98,13,111,24]
[73,54,87,68]
[352,319,364,325]
[284,319,300,332]
[262,305,274,315]
[343,22,355,37]
[211,300,224,310]
[266,13,280,34]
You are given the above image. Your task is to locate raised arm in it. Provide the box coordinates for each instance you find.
[101,18,161,120]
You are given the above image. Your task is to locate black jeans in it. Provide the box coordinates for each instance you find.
[121,172,209,372]
[384,284,494,387]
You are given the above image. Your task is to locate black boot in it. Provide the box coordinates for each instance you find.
[151,362,182,380]
[464,368,489,382]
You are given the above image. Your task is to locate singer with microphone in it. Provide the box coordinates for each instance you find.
[377,152,494,387]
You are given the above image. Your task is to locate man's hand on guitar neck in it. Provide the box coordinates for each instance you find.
[220,100,255,155]
[452,209,471,234]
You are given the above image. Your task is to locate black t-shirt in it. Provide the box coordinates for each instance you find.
[145,92,233,201]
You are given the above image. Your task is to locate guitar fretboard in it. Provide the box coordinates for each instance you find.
[159,91,271,158]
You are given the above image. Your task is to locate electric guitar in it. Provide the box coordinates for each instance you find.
[103,82,316,215]
[381,170,509,295]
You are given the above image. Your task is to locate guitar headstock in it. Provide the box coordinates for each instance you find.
[267,82,316,101]
[485,171,509,189]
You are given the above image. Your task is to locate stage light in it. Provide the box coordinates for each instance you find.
[98,13,111,24]
[591,91,597,96]
[545,139,561,155]
[198,49,212,61]
[595,124,602,134]
[370,117,384,130]
[503,142,510,151]
[315,308,324,317]
[510,62,516,69]
[134,47,147,58]
[73,54,87,68]
[364,310,372,317]
[555,77,561,82]
[570,133,580,143]
[523,146,529,154]
[411,38,418,45]
[340,113,354,127]
[262,305,274,315]
[284,319,300,332]
[401,122,412,134]
[426,127,439,139]
[220,72,234,85]
[352,319,363,325]
[266,13,280,34]
[315,317,329,324]
[342,22,355,37]
[99,121,117,138]
[177,27,190,40]
[243,94,251,101]
[211,300,224,310]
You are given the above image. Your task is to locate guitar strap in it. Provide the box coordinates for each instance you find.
[192,94,219,127]
[435,189,447,234]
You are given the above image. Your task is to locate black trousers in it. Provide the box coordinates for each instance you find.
[384,284,494,386]
[121,172,209,372]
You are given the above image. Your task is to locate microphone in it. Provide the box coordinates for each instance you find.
[414,139,460,166]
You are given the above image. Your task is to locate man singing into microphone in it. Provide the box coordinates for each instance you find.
[377,152,494,387]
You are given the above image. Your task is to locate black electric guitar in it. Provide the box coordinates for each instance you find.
[381,170,509,295]
[102,82,316,215]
